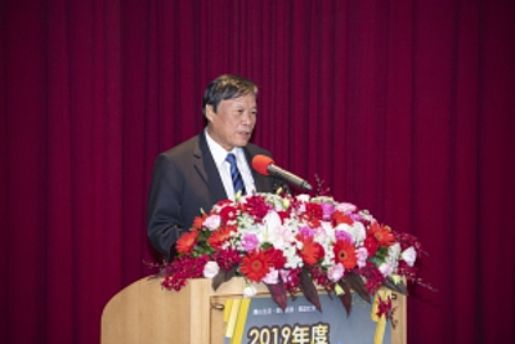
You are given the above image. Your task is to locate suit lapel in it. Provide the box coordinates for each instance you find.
[193,133,228,203]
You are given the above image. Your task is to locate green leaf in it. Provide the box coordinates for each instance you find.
[345,273,371,304]
[266,281,288,310]
[337,280,352,316]
[211,267,236,291]
[383,277,407,295]
[299,270,322,312]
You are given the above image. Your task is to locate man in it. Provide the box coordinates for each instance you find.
[147,74,283,260]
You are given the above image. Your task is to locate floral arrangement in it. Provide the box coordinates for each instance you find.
[160,192,423,314]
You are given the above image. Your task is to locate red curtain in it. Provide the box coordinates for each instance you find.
[1,0,514,343]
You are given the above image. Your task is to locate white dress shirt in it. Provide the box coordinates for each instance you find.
[205,129,256,200]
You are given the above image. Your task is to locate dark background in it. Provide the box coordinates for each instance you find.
[1,0,514,343]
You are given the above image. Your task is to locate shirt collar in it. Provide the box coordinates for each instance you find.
[204,128,243,168]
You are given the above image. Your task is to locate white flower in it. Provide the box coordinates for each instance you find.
[388,243,401,260]
[335,221,366,244]
[262,269,279,284]
[243,284,258,297]
[335,202,357,212]
[327,263,344,282]
[401,246,417,267]
[379,262,395,277]
[283,245,304,269]
[203,261,220,278]
[260,211,294,250]
[203,214,221,230]
[358,209,375,222]
[296,194,311,202]
[349,222,366,244]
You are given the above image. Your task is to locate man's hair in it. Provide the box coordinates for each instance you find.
[202,74,258,114]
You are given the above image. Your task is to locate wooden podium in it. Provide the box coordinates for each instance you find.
[101,276,406,344]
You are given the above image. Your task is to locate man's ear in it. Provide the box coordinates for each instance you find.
[205,104,216,122]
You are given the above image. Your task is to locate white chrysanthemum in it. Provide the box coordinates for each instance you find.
[203,261,220,278]
[401,246,417,267]
[321,247,335,267]
[283,245,303,269]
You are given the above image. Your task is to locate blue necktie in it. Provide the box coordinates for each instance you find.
[226,153,246,196]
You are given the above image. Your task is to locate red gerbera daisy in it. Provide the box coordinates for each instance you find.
[176,231,199,255]
[240,251,270,282]
[333,240,357,269]
[208,225,236,249]
[369,222,396,246]
[299,239,325,265]
[191,214,207,231]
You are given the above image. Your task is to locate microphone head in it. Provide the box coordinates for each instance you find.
[251,154,274,176]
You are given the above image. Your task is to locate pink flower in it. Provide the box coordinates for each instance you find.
[356,247,368,268]
[242,233,259,251]
[321,203,335,220]
[262,269,280,284]
[298,225,315,239]
[327,263,344,282]
[335,229,353,242]
[203,214,221,230]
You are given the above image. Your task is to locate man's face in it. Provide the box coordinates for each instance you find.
[206,93,257,151]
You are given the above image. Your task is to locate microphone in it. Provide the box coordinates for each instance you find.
[252,155,313,191]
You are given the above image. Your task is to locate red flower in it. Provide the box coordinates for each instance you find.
[243,195,270,221]
[191,214,207,231]
[213,248,242,270]
[376,296,393,318]
[176,231,199,254]
[208,225,236,249]
[333,240,357,269]
[219,205,238,224]
[331,210,353,226]
[304,203,323,227]
[364,235,380,256]
[162,255,209,291]
[369,222,396,246]
[360,262,385,294]
[240,251,271,282]
[299,239,325,265]
[277,210,290,223]
[266,248,287,269]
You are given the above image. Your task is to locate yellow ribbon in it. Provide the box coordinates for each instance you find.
[370,289,392,344]
[223,298,251,344]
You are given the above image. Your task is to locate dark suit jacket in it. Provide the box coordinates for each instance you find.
[147,132,282,260]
